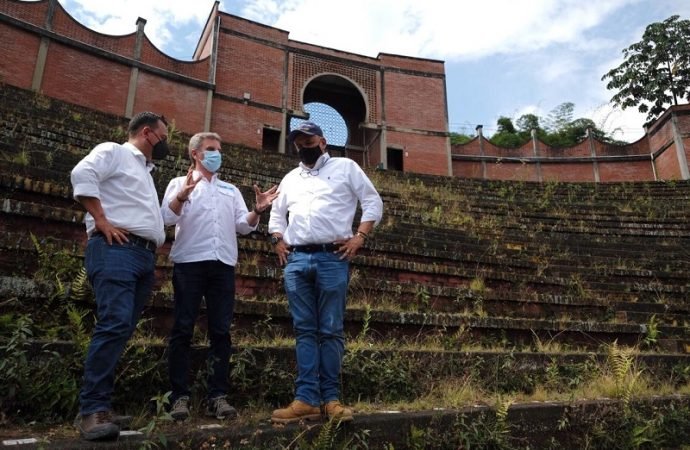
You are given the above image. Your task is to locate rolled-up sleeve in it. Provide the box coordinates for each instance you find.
[268,179,288,235]
[351,166,383,226]
[161,177,187,226]
[235,190,256,235]
[71,143,117,200]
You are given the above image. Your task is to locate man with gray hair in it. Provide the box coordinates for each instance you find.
[161,132,277,420]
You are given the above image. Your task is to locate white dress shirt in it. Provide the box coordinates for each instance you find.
[70,142,165,246]
[161,171,256,265]
[268,154,383,246]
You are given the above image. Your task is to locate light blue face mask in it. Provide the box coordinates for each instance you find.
[200,149,222,172]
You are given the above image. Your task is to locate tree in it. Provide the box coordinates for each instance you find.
[516,114,541,134]
[602,15,690,123]
[544,102,574,132]
[490,117,529,148]
[487,103,623,149]
[496,117,516,134]
[449,132,473,145]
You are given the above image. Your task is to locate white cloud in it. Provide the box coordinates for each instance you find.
[589,104,647,142]
[239,0,640,60]
[57,0,218,57]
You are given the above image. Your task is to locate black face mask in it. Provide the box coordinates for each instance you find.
[152,140,169,160]
[148,130,169,160]
[298,144,322,165]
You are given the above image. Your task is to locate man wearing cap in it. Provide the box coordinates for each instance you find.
[268,121,383,423]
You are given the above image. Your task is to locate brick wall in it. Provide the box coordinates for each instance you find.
[0,0,46,28]
[5,0,688,182]
[41,41,130,116]
[51,4,137,58]
[0,22,39,89]
[132,72,207,133]
[656,145,681,180]
[383,71,446,131]
[211,98,283,149]
[488,160,539,182]
[215,31,285,105]
[599,160,654,182]
[387,131,448,175]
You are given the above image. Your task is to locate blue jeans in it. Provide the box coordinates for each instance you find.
[168,261,235,401]
[284,251,349,407]
[80,235,155,415]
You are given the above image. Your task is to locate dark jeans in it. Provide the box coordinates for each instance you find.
[80,235,155,415]
[168,260,235,401]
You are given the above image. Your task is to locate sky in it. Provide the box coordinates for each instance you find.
[56,0,690,143]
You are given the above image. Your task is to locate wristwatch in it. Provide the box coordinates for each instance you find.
[270,235,282,245]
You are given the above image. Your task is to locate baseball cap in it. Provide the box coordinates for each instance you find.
[288,121,323,143]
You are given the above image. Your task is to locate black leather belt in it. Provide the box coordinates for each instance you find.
[290,243,340,253]
[92,232,157,252]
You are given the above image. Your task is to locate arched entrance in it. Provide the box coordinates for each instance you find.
[289,74,369,166]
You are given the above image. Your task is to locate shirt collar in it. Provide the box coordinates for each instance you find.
[192,169,218,183]
[299,153,330,174]
[122,142,156,173]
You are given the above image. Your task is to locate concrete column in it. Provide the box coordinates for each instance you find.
[380,125,388,170]
[587,128,600,183]
[279,48,290,154]
[31,40,50,91]
[125,18,147,118]
[442,77,452,176]
[531,129,542,182]
[645,125,658,181]
[204,15,220,132]
[671,112,690,180]
[31,0,58,91]
[476,125,486,179]
[380,70,387,168]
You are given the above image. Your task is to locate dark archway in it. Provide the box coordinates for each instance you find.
[290,74,368,165]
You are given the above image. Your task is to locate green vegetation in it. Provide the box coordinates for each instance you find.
[603,15,690,123]
[488,102,625,148]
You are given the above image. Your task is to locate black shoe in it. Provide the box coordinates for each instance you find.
[77,411,120,441]
[206,396,237,419]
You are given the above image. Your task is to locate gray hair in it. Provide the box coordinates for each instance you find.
[188,132,222,159]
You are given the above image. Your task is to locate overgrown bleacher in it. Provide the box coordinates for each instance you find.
[2,82,690,449]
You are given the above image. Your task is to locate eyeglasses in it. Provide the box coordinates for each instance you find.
[149,129,167,143]
[300,168,319,178]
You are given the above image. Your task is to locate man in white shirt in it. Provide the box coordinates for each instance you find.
[161,132,277,421]
[268,121,383,423]
[70,111,169,441]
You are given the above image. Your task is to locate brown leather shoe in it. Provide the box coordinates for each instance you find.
[324,401,353,422]
[271,400,321,424]
[74,411,132,429]
[77,411,120,441]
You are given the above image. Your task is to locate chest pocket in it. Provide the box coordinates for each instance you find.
[216,185,236,214]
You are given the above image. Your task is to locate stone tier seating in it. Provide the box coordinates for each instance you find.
[2,83,690,446]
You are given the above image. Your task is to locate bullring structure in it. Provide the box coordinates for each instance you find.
[0,0,689,181]
[0,0,452,175]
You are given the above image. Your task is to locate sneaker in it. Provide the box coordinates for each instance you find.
[170,396,190,421]
[271,400,321,424]
[77,411,120,441]
[323,401,353,422]
[206,396,237,420]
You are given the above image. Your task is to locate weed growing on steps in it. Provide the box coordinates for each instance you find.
[138,392,174,450]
